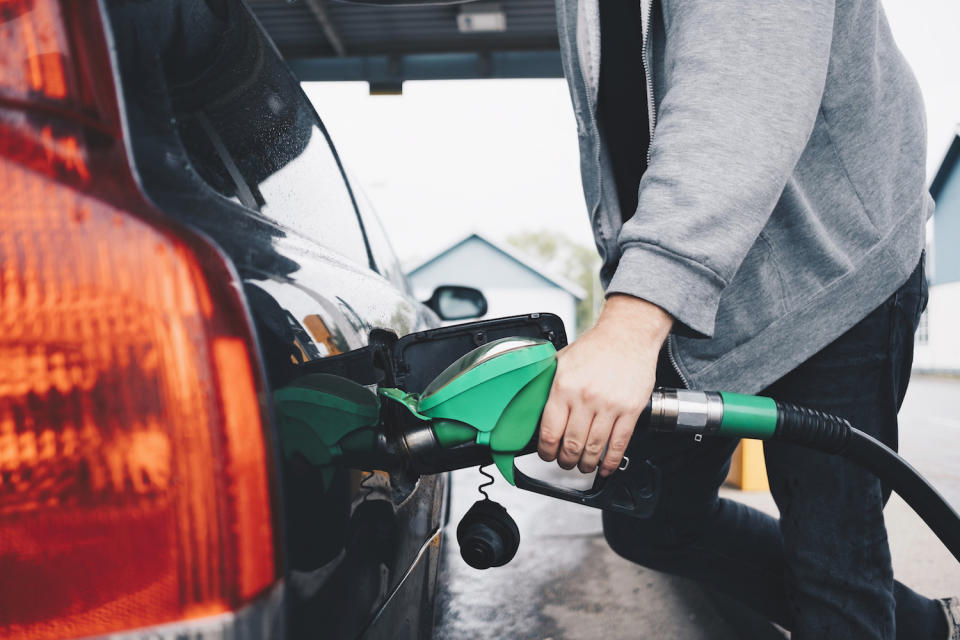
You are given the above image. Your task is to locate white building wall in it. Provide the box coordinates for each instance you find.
[913,281,960,373]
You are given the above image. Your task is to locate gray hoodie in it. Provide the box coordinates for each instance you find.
[556,0,932,393]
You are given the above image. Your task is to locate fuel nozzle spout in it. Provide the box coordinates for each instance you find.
[396,422,502,475]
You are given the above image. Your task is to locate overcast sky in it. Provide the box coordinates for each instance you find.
[303,0,960,266]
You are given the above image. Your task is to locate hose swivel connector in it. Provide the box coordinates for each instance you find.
[648,389,724,435]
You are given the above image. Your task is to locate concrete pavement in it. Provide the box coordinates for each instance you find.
[433,375,960,638]
[433,459,742,639]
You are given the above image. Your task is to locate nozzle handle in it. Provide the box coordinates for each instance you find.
[511,456,660,518]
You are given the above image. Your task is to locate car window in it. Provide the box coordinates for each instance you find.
[349,179,411,293]
[111,0,371,267]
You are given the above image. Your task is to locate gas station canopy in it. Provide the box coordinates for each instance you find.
[249,0,561,90]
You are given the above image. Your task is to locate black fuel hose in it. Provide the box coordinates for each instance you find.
[773,401,960,563]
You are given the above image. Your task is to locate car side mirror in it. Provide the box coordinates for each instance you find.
[423,286,488,321]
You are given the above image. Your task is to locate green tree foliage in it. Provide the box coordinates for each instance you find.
[507,231,602,335]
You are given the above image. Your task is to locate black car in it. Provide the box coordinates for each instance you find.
[0,0,512,638]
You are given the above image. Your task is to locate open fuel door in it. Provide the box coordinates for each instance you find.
[390,313,568,393]
[292,313,566,390]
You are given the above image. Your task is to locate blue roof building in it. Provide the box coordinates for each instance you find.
[407,233,585,338]
[915,132,960,373]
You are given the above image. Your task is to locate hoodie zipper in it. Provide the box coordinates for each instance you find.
[585,1,679,388]
[666,336,690,389]
[640,0,656,165]
[639,0,684,387]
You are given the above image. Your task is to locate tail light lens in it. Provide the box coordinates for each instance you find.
[0,0,71,103]
[0,2,281,638]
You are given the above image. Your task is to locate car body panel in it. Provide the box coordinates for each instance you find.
[102,0,444,636]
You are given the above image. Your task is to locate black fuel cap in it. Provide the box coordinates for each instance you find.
[456,499,520,569]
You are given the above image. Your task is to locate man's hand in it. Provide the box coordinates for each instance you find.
[538,295,673,477]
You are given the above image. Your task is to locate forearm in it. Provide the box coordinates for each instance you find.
[598,294,673,349]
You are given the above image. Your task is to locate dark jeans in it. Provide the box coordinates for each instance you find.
[603,260,943,639]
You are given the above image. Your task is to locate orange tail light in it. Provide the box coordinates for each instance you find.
[0,2,281,638]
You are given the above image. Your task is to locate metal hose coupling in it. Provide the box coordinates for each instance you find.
[647,388,853,453]
[648,389,724,436]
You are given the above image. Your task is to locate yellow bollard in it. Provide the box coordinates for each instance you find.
[726,439,770,491]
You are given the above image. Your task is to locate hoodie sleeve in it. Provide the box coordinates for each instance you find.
[605,0,835,337]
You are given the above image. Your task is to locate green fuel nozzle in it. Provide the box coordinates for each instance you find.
[273,337,560,488]
[269,338,890,512]
[274,335,960,564]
